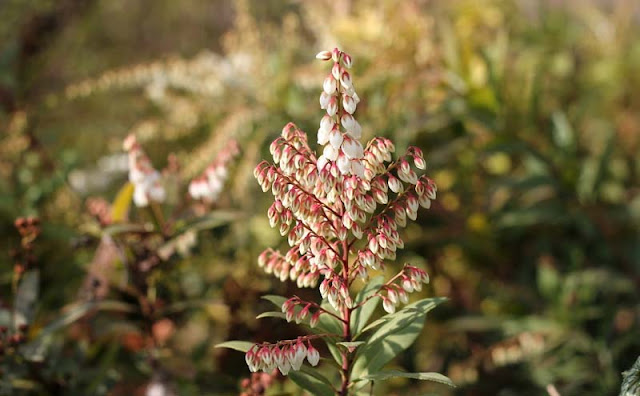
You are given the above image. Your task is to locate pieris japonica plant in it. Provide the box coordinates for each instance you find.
[218,48,454,395]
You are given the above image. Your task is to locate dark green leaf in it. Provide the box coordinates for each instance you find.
[289,368,335,396]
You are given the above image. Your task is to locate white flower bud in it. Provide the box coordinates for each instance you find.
[323,76,337,94]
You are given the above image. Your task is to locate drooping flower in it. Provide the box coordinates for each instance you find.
[123,134,166,207]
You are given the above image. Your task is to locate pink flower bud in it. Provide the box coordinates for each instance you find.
[342,53,353,68]
[307,344,320,366]
[340,71,352,89]
[382,297,396,314]
[316,50,332,61]
[414,156,426,170]
[332,48,341,62]
[388,175,403,193]
[332,63,342,80]
[310,311,321,328]
[326,96,338,116]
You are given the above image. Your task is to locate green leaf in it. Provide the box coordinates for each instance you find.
[336,341,365,353]
[22,300,134,361]
[289,368,335,396]
[262,295,288,309]
[359,297,446,336]
[256,311,286,320]
[351,276,384,336]
[350,297,446,383]
[362,370,455,387]
[14,270,39,329]
[318,300,344,364]
[214,341,254,353]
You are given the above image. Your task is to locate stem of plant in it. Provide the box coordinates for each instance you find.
[340,238,352,396]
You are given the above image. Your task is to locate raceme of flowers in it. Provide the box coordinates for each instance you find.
[123,134,166,207]
[249,48,437,376]
[188,139,240,203]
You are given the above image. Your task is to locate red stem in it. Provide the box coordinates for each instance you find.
[339,238,352,396]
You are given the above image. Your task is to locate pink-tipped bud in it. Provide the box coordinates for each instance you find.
[310,311,321,328]
[414,156,426,170]
[388,175,403,193]
[342,53,353,68]
[332,63,342,80]
[382,297,396,314]
[332,48,341,62]
[307,343,320,366]
[326,96,338,117]
[340,71,352,89]
[316,50,332,61]
[387,287,399,304]
[342,94,356,114]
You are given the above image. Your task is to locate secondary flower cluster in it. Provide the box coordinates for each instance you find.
[123,134,166,207]
[379,264,430,314]
[188,139,240,203]
[248,48,437,376]
[245,338,320,375]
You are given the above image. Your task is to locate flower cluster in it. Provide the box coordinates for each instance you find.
[245,338,320,376]
[248,48,437,378]
[123,134,166,207]
[188,139,240,202]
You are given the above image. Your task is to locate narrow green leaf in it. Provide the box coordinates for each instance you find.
[351,276,384,336]
[214,340,254,352]
[363,370,455,387]
[256,311,286,320]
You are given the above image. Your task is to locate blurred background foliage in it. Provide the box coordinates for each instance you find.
[1,0,639,395]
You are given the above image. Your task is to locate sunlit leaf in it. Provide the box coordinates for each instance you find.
[214,341,254,353]
[110,182,134,223]
[362,370,455,387]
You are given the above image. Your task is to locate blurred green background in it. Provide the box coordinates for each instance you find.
[1,0,639,395]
